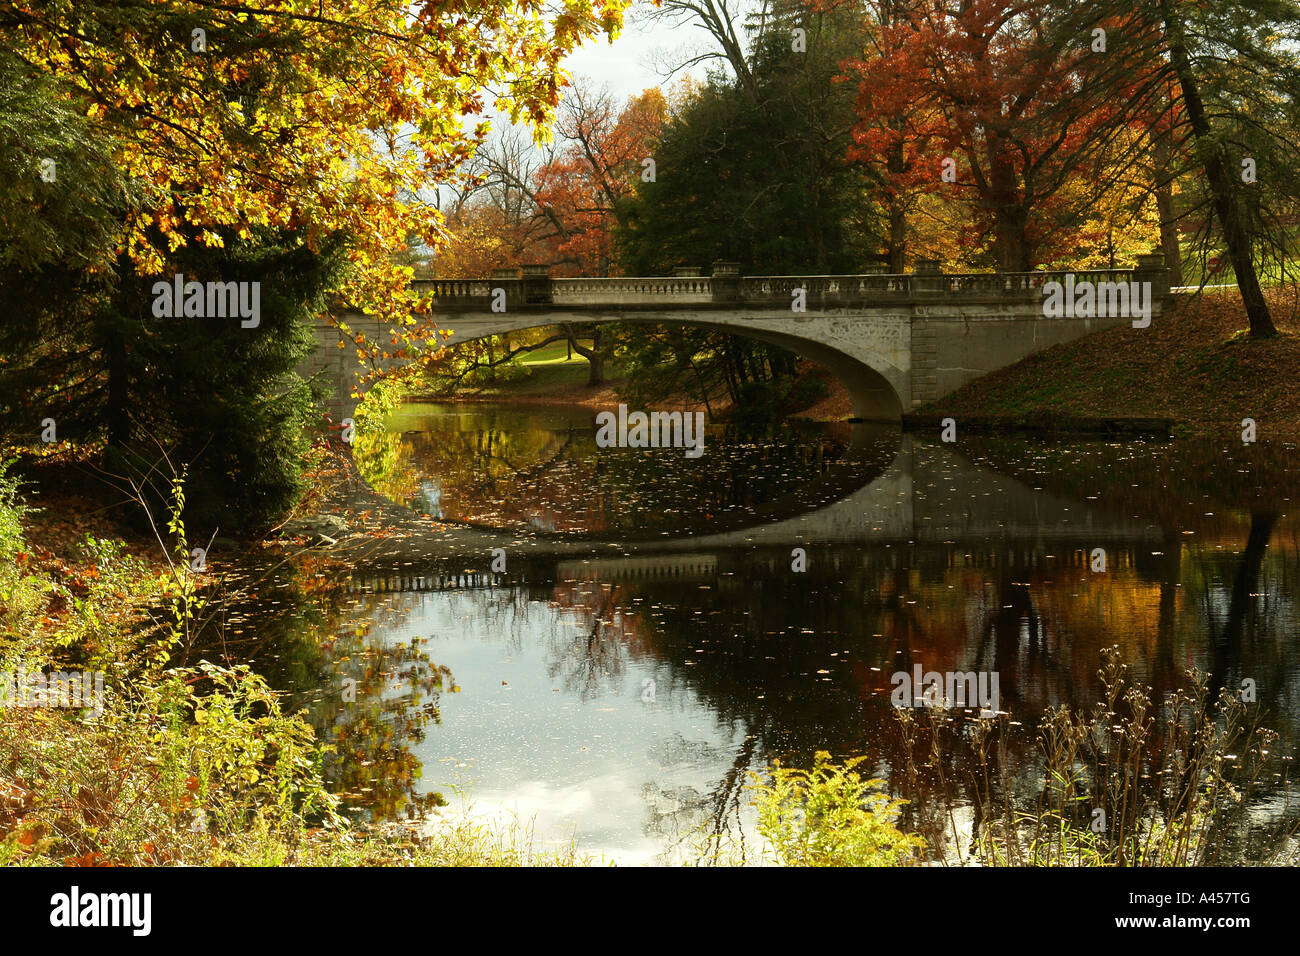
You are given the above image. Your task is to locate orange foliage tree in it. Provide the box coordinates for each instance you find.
[443,83,667,277]
[532,85,667,275]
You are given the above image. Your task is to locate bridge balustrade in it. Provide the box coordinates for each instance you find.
[550,276,714,305]
[404,265,1161,312]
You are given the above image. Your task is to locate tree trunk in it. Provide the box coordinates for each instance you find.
[1153,134,1184,286]
[1208,510,1277,696]
[988,143,1031,271]
[586,328,604,386]
[887,137,907,272]
[888,196,907,273]
[563,324,605,386]
[993,208,1032,272]
[100,287,130,451]
[1160,0,1275,336]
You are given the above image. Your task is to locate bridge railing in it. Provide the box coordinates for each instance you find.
[419,278,495,299]
[740,275,911,300]
[741,269,1140,298]
[402,260,1167,311]
[551,276,714,305]
[944,269,1136,293]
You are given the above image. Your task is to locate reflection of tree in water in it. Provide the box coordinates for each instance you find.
[320,612,453,825]
[188,553,454,825]
[378,406,885,536]
[450,584,551,659]
[542,582,632,700]
[641,734,757,865]
[588,533,1300,861]
[427,581,636,699]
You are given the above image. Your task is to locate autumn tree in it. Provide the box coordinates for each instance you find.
[0,0,628,525]
[1138,0,1300,336]
[531,85,667,275]
[432,200,517,279]
[812,0,929,271]
[436,82,666,385]
[3,0,626,309]
[844,2,1164,271]
[1,0,629,393]
[435,122,557,277]
[449,82,667,277]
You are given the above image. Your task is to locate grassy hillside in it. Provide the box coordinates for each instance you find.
[917,286,1300,436]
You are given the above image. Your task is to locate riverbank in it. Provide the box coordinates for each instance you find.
[915,285,1300,437]
[0,450,601,867]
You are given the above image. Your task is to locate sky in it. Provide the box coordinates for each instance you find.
[434,2,746,206]
[559,3,727,102]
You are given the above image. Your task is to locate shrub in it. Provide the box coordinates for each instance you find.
[749,751,925,866]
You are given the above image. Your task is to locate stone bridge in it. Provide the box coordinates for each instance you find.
[302,258,1171,424]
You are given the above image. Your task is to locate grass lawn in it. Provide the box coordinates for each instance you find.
[518,340,587,366]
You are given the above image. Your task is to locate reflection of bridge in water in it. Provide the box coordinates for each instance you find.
[342,437,1165,591]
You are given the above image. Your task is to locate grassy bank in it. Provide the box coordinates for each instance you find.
[916,286,1300,436]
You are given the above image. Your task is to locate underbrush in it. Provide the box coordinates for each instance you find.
[0,457,583,867]
[725,648,1298,867]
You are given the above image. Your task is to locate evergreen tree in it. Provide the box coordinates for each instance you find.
[617,3,878,274]
[109,230,344,533]
[0,45,344,534]
[1146,0,1300,336]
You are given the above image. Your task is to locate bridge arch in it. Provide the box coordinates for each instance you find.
[422,312,905,421]
[309,308,912,425]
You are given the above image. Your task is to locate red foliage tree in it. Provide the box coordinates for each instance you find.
[842,1,1159,270]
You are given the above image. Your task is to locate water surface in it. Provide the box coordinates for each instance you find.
[216,403,1300,863]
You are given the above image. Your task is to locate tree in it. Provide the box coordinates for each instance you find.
[446,82,667,277]
[3,0,630,363]
[1,217,344,532]
[611,1,867,412]
[111,229,346,532]
[0,49,138,437]
[824,0,929,271]
[436,121,558,275]
[431,200,516,279]
[1142,0,1300,336]
[532,84,668,276]
[618,3,876,273]
[0,49,134,275]
[844,2,1163,270]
